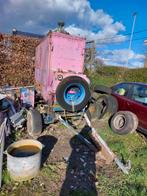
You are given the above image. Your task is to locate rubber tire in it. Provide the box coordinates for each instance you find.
[106,95,118,114]
[110,111,138,135]
[95,95,108,119]
[95,95,118,119]
[94,85,112,94]
[56,76,91,112]
[27,109,42,137]
[124,111,138,133]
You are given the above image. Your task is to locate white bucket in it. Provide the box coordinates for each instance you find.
[6,139,43,181]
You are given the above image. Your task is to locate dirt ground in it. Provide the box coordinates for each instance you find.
[1,118,120,196]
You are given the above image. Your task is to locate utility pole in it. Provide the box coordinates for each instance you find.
[125,12,137,67]
[85,40,96,71]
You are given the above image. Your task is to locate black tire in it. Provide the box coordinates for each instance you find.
[95,95,118,119]
[107,95,118,114]
[110,111,138,135]
[27,109,42,137]
[95,95,108,119]
[94,85,112,94]
[56,76,91,112]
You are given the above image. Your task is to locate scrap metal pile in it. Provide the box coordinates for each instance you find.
[0,34,40,87]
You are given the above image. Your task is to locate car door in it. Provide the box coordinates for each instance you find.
[126,84,147,130]
[112,83,131,111]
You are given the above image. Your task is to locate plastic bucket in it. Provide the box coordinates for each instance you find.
[6,139,43,181]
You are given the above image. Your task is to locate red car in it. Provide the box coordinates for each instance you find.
[111,82,147,135]
[93,82,147,135]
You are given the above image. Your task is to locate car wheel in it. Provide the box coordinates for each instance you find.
[94,85,112,94]
[124,111,138,133]
[110,111,138,135]
[56,76,91,112]
[27,109,42,137]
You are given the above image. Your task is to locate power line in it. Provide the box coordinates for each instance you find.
[93,37,147,45]
[106,36,147,44]
[89,27,147,43]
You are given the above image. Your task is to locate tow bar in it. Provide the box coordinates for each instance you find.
[58,113,131,174]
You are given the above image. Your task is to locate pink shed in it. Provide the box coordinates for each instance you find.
[35,31,88,103]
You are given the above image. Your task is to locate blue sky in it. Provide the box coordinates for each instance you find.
[89,0,147,53]
[0,0,147,68]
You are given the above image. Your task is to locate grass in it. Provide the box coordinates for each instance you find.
[2,170,11,185]
[94,121,147,196]
[41,163,59,180]
[88,71,122,87]
[86,66,147,88]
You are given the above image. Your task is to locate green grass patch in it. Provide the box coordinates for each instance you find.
[96,122,147,196]
[2,169,11,184]
[86,66,147,87]
[41,163,59,181]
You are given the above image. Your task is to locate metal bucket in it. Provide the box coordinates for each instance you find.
[6,139,43,181]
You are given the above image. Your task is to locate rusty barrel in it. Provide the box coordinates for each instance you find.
[6,139,43,181]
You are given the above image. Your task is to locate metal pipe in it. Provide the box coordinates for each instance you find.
[58,115,96,151]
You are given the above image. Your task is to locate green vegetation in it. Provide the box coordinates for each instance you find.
[41,163,60,180]
[124,68,147,83]
[85,66,147,87]
[97,123,147,196]
[2,170,11,184]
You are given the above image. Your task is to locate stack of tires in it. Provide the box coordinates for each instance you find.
[89,85,118,120]
[90,85,138,135]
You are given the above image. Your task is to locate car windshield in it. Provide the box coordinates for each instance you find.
[131,85,147,105]
[112,83,130,96]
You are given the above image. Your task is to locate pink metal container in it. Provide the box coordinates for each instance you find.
[35,31,89,104]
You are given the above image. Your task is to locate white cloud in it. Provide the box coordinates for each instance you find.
[0,0,126,44]
[98,49,145,68]
[65,25,127,44]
